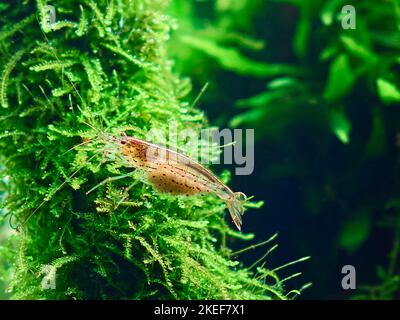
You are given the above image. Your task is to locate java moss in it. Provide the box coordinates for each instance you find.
[0,0,306,299]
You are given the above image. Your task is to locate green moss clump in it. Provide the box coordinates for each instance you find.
[0,0,299,299]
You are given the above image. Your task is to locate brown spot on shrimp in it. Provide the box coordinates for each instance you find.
[147,163,211,196]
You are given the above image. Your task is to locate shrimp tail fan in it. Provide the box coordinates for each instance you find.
[226,192,247,231]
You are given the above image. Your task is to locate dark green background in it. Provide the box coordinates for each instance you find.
[168,0,400,299]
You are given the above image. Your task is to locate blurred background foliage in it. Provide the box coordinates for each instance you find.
[167,0,400,299]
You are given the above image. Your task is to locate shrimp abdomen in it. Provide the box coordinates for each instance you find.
[147,164,211,196]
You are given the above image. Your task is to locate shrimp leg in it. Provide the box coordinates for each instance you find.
[86,171,136,195]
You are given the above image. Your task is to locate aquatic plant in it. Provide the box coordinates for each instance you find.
[167,0,400,298]
[0,0,309,299]
[354,200,400,299]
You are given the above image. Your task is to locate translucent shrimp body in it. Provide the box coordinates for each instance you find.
[99,132,247,230]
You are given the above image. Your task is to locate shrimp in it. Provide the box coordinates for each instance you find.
[88,129,248,230]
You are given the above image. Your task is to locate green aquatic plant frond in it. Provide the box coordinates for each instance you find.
[376,78,400,105]
[330,107,351,144]
[0,14,36,43]
[0,50,25,109]
[223,0,400,146]
[166,0,400,300]
[100,43,154,69]
[29,60,78,72]
[353,203,400,300]
[178,34,303,78]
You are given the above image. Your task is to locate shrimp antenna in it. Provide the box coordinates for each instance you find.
[60,138,94,156]
[81,120,110,142]
[81,120,100,132]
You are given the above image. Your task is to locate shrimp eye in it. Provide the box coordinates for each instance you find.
[236,192,247,202]
[120,140,126,145]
